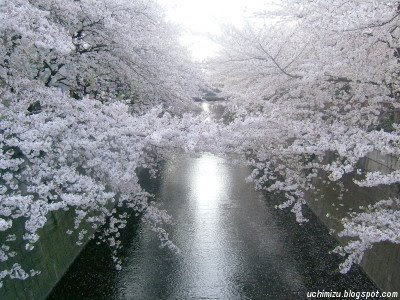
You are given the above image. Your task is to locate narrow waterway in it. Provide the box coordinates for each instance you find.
[48,150,376,299]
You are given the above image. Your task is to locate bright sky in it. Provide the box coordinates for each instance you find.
[157,0,276,61]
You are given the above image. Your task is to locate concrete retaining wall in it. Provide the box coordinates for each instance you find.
[0,210,98,300]
[306,151,400,292]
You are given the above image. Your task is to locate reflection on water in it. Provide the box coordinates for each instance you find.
[49,154,377,300]
[190,155,229,296]
[201,102,210,113]
[192,154,225,204]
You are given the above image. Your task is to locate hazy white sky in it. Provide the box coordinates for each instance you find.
[157,0,275,61]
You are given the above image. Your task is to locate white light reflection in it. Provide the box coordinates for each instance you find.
[201,102,212,122]
[189,154,232,295]
[201,102,210,113]
[192,154,225,206]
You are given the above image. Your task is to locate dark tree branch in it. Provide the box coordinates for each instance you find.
[344,13,400,32]
[256,41,302,79]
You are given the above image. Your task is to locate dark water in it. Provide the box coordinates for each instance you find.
[48,153,377,300]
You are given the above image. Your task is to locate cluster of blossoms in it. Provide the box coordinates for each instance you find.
[0,81,185,285]
[0,0,208,287]
[207,0,400,271]
[334,198,400,273]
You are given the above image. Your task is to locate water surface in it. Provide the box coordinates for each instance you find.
[48,153,376,299]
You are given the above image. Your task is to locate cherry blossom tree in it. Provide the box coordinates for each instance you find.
[0,0,206,286]
[1,0,202,110]
[207,0,400,272]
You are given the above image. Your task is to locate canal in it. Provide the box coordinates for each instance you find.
[48,151,377,299]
